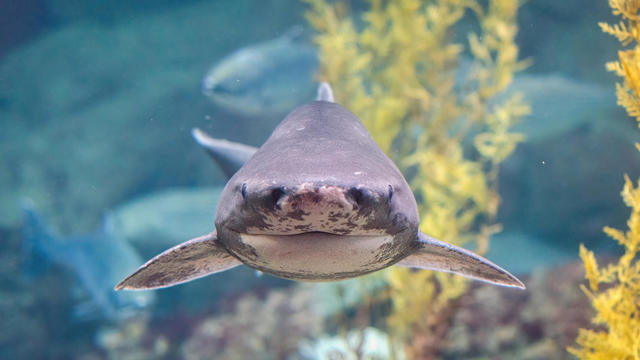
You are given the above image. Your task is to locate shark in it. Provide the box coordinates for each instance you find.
[21,201,154,320]
[116,83,524,290]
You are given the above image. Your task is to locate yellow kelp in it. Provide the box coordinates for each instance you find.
[570,176,640,359]
[569,1,640,359]
[600,0,640,120]
[305,0,528,357]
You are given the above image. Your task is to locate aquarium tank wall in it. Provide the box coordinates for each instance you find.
[1,0,639,359]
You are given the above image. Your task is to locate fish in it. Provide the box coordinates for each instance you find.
[21,201,154,320]
[188,83,332,177]
[504,74,618,143]
[191,129,257,179]
[202,27,318,117]
[108,186,225,259]
[455,60,619,143]
[116,83,524,290]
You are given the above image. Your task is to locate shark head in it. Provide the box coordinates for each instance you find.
[214,99,419,280]
[235,181,396,236]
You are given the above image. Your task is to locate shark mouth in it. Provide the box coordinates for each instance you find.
[235,231,400,281]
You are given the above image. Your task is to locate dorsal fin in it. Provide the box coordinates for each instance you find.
[316,82,334,102]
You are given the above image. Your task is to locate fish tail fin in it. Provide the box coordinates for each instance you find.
[20,200,58,280]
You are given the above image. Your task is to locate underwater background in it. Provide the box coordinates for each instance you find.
[2,0,640,359]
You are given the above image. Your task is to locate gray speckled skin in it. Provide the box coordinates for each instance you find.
[115,232,240,290]
[215,101,419,280]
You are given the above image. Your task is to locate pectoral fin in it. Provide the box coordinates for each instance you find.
[396,232,525,289]
[115,232,241,290]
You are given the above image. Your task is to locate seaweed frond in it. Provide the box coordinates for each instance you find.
[569,1,640,359]
[599,0,640,123]
[569,176,640,359]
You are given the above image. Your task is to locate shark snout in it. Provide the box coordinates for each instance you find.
[243,182,386,214]
[277,184,356,212]
[238,182,394,236]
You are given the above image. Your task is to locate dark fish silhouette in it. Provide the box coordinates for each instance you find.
[22,201,154,319]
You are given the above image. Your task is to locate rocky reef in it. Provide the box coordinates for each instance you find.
[83,260,598,359]
[443,261,594,359]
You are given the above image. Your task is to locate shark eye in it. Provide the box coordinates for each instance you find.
[241,183,247,199]
[271,187,286,208]
[388,185,394,201]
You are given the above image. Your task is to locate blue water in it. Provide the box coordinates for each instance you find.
[0,1,634,358]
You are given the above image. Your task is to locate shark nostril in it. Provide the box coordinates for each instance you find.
[271,187,286,208]
[241,183,247,199]
[348,187,365,207]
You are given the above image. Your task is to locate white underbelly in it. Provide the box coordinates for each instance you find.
[236,232,396,280]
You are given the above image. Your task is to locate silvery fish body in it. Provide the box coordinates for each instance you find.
[202,28,318,117]
[109,187,224,258]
